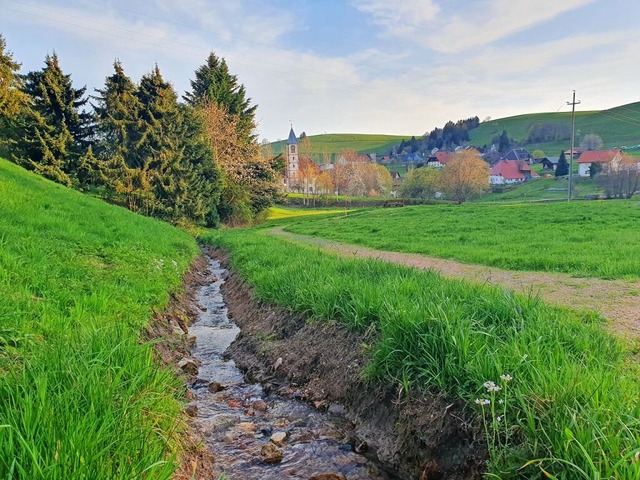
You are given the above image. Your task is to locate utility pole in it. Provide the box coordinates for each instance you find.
[567,90,581,201]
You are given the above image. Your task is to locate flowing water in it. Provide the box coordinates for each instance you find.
[188,259,396,480]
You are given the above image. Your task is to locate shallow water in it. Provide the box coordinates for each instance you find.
[188,259,396,479]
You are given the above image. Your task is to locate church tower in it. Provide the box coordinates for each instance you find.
[285,127,299,188]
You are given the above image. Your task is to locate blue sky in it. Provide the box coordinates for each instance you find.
[2,0,639,141]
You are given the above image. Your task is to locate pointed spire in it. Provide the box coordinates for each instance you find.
[287,126,298,145]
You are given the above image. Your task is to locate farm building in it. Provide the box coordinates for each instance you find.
[536,156,560,171]
[426,152,454,168]
[490,160,539,185]
[500,148,534,163]
[577,149,622,177]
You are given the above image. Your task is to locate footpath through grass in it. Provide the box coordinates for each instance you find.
[282,201,640,280]
[0,159,200,479]
[203,227,640,478]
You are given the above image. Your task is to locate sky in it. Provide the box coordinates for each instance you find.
[2,0,640,142]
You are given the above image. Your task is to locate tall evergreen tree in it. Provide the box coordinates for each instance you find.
[555,150,569,177]
[0,34,29,146]
[12,53,91,185]
[498,129,511,152]
[92,60,141,161]
[184,52,257,141]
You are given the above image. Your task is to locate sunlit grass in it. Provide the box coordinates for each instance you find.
[283,201,640,279]
[202,227,640,479]
[266,206,350,220]
[0,159,199,479]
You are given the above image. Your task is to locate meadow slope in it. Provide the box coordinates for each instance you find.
[0,159,200,479]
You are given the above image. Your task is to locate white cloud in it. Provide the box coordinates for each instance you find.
[428,0,597,52]
[354,0,597,53]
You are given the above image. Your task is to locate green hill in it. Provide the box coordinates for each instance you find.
[268,133,414,158]
[471,101,640,154]
[0,158,199,478]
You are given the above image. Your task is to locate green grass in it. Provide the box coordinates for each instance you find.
[475,177,603,203]
[268,133,414,158]
[202,228,640,478]
[471,101,640,152]
[266,206,351,220]
[0,159,200,479]
[282,201,640,279]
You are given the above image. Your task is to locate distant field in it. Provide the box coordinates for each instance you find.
[471,101,640,153]
[267,133,414,158]
[267,206,351,220]
[283,201,640,279]
[474,177,603,203]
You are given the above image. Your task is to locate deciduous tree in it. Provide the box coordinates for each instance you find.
[580,133,603,151]
[400,166,441,203]
[440,150,488,203]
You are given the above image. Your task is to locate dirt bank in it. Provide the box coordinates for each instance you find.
[214,250,487,480]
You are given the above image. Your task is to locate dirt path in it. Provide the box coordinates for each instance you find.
[270,228,640,341]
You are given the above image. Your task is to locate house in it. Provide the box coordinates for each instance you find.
[490,160,539,185]
[536,156,560,171]
[577,149,622,177]
[500,148,534,163]
[564,148,584,159]
[390,171,402,186]
[426,152,454,168]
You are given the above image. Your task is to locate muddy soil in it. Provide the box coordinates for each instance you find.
[215,250,487,479]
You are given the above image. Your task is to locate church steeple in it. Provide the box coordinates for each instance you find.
[285,126,299,188]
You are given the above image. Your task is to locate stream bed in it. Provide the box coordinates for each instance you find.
[188,259,397,480]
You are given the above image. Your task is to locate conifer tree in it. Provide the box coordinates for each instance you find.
[555,150,569,177]
[0,34,29,146]
[13,53,91,185]
[92,60,141,161]
[184,52,257,141]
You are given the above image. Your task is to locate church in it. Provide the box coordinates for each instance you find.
[283,127,299,190]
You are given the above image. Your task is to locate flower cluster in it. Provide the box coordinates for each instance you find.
[475,398,490,405]
[483,380,502,393]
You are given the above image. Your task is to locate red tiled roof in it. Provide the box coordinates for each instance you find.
[434,152,453,164]
[577,149,620,164]
[490,160,525,180]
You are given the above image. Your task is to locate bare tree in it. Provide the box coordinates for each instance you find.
[580,134,603,151]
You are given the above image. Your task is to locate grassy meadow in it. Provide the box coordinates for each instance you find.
[475,177,603,203]
[267,133,414,157]
[0,159,200,478]
[471,101,640,152]
[202,227,640,478]
[282,201,640,279]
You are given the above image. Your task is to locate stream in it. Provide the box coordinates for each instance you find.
[188,258,397,480]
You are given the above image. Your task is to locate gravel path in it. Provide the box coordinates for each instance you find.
[270,228,640,341]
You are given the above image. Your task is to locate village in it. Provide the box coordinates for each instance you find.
[281,126,640,201]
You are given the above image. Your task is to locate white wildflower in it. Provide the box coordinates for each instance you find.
[496,416,502,422]
[500,374,513,382]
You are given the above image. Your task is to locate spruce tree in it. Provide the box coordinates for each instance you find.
[184,52,257,141]
[13,53,91,186]
[92,61,141,161]
[555,150,569,177]
[0,34,29,146]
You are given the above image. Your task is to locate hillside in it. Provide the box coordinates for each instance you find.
[0,159,200,478]
[270,101,640,160]
[267,133,414,158]
[471,101,640,154]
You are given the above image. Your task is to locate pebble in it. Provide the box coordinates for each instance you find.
[183,404,198,417]
[270,431,287,446]
[260,443,283,464]
[308,474,347,480]
[251,400,268,412]
[208,381,225,393]
[177,358,198,375]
